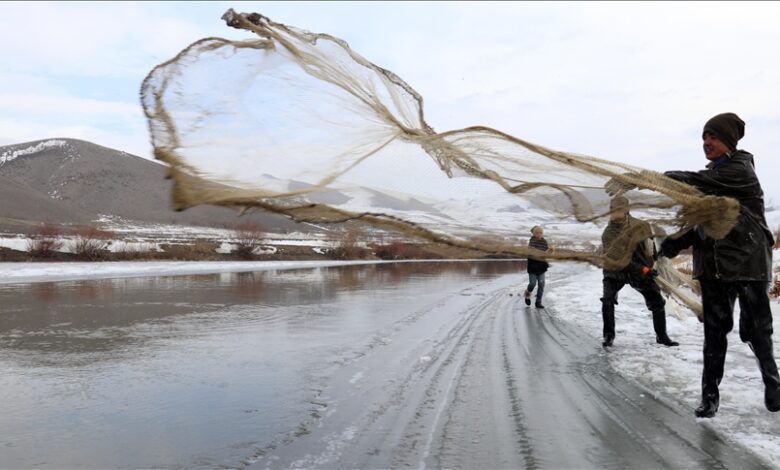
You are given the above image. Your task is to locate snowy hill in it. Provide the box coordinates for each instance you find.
[0,138,313,235]
[0,138,575,253]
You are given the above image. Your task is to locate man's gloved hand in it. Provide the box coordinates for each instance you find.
[657,239,677,259]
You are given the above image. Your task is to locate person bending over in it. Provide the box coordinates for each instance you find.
[601,196,679,348]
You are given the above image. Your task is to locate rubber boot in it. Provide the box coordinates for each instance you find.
[652,310,679,347]
[695,393,719,418]
[748,337,780,412]
[759,358,780,412]
[601,297,615,347]
[695,353,725,418]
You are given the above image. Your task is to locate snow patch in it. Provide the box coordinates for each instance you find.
[0,235,29,252]
[215,242,233,254]
[349,371,364,385]
[0,139,68,165]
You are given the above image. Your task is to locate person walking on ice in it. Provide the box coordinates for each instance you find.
[524,225,551,308]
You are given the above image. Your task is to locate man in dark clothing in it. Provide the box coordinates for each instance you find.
[524,225,550,308]
[601,196,679,348]
[659,112,779,418]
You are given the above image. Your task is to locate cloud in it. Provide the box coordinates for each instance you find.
[336,2,780,200]
[2,1,779,203]
[0,2,226,78]
[0,93,139,117]
[0,118,151,159]
[0,79,148,158]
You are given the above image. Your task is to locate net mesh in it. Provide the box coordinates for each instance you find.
[140,10,739,318]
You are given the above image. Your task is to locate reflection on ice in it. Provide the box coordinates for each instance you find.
[0,261,522,468]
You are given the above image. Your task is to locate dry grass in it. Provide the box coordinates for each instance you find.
[113,243,159,261]
[330,228,370,260]
[231,221,266,260]
[770,276,780,300]
[27,223,64,258]
[70,224,113,260]
[159,241,220,260]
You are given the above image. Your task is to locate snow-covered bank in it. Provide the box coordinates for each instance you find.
[0,260,400,284]
[0,229,334,256]
[547,262,780,465]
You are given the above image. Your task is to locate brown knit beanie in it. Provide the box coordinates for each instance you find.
[702,112,745,150]
[610,196,629,211]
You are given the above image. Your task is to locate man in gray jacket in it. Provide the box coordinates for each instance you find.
[660,112,779,418]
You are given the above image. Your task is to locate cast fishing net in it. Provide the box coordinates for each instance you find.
[141,10,739,318]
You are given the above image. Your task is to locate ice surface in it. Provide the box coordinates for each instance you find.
[1,254,778,465]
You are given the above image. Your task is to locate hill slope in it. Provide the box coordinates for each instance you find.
[0,138,313,234]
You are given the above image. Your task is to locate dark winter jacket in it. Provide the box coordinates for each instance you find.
[661,150,774,281]
[602,215,656,282]
[527,237,550,274]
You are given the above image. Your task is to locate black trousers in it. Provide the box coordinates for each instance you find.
[601,276,667,339]
[699,280,776,396]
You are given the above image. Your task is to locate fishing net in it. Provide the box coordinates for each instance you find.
[140,9,739,318]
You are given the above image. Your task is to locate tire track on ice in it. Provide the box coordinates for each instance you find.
[247,280,506,469]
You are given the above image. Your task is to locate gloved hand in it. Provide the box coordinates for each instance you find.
[657,239,677,259]
[640,266,659,279]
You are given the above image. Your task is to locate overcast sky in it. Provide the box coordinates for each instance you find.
[3,1,780,205]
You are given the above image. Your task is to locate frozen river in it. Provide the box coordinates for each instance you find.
[0,261,771,468]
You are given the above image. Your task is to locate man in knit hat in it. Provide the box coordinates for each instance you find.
[600,196,678,348]
[660,112,779,418]
[701,112,744,153]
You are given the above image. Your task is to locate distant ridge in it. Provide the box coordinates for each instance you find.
[0,138,311,234]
